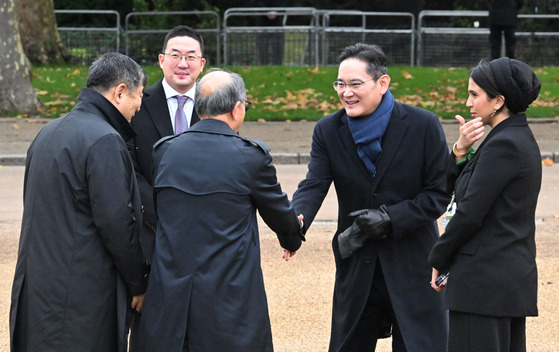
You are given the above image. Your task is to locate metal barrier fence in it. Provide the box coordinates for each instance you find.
[54,10,120,65]
[320,10,415,66]
[223,7,320,66]
[124,11,220,66]
[54,8,559,67]
[417,10,559,67]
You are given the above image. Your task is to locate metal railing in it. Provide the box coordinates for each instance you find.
[53,9,559,67]
[124,11,221,66]
[320,10,415,66]
[223,7,320,66]
[417,10,559,66]
[54,10,120,65]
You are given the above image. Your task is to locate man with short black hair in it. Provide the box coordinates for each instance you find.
[292,43,450,351]
[127,26,206,349]
[10,52,148,352]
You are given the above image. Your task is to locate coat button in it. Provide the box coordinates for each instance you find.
[364,257,371,264]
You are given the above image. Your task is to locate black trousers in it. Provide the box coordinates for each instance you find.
[340,261,407,352]
[448,310,526,352]
[489,24,517,60]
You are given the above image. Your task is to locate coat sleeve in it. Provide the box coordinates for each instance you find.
[249,146,303,252]
[385,115,451,239]
[87,134,147,296]
[292,120,333,233]
[428,138,520,271]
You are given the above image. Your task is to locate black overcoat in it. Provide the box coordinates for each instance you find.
[10,88,147,352]
[488,0,523,26]
[293,102,451,352]
[429,113,540,317]
[137,119,302,352]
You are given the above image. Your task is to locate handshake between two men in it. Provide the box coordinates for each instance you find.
[337,205,392,259]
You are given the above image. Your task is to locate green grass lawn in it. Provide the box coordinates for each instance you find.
[29,64,559,120]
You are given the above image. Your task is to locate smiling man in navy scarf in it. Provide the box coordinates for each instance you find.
[292,43,451,352]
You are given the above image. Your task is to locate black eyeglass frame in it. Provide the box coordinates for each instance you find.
[243,101,252,112]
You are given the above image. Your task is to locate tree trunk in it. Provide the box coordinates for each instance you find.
[0,0,41,116]
[18,0,70,64]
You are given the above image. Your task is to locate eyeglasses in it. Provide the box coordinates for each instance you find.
[163,52,202,63]
[333,78,375,91]
[243,101,252,112]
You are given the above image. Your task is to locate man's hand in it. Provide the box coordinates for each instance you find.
[131,294,145,312]
[282,249,296,261]
[337,206,391,259]
[282,213,305,261]
[351,205,391,240]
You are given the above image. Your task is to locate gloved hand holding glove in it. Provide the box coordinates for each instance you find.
[337,205,392,259]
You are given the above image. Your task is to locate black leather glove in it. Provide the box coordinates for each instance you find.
[337,205,391,260]
[337,221,367,259]
[352,205,392,240]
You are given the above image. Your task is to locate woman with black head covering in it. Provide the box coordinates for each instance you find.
[428,57,542,352]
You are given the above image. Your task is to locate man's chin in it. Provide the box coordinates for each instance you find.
[345,110,365,119]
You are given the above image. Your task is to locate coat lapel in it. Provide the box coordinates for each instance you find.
[145,79,174,137]
[338,104,409,190]
[338,113,371,180]
[371,103,409,190]
[191,108,200,126]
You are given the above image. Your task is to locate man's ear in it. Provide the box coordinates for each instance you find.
[103,83,127,106]
[114,83,127,103]
[379,75,391,94]
[231,101,243,121]
[229,101,245,132]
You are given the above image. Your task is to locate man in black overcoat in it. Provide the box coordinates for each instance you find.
[137,68,304,352]
[292,43,451,351]
[488,0,524,59]
[10,53,148,352]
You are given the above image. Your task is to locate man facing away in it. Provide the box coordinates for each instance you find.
[10,52,148,352]
[137,68,304,352]
[292,43,451,351]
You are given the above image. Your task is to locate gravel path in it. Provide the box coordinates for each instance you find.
[1,117,558,351]
[1,218,557,351]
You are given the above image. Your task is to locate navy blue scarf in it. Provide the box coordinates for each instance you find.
[347,89,394,178]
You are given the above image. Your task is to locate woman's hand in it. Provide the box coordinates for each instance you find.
[455,115,484,155]
[431,268,445,292]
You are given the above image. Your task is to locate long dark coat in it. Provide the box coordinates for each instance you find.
[130,78,200,263]
[429,113,540,317]
[10,88,147,352]
[137,119,303,352]
[292,102,451,352]
[488,0,523,26]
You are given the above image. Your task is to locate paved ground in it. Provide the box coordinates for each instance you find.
[0,117,558,350]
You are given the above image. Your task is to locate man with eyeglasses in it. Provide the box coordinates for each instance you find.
[127,25,206,351]
[137,68,304,352]
[292,43,450,351]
